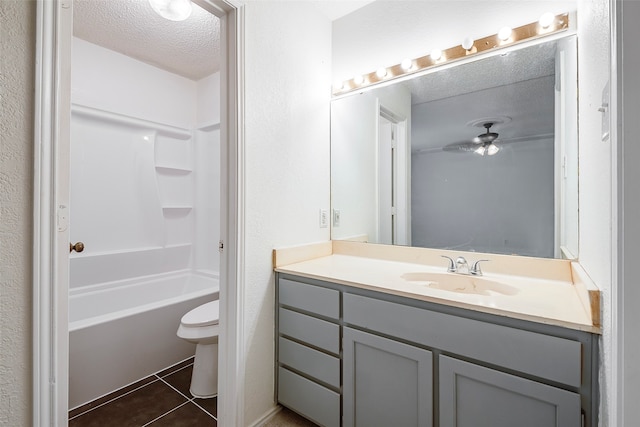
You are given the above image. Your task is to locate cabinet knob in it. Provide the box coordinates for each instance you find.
[70,242,85,253]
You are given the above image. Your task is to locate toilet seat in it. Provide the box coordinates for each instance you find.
[181,300,219,328]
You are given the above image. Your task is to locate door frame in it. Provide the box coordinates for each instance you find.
[32,1,246,425]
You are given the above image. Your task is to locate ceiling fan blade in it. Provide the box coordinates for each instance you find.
[442,141,481,152]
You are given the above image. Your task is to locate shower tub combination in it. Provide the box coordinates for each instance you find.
[68,271,218,409]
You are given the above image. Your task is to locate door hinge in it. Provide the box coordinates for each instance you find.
[57,205,69,232]
[218,241,224,252]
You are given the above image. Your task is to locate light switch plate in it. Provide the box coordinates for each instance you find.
[333,209,341,227]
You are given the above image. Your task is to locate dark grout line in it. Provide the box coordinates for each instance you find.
[156,373,218,420]
[157,371,193,401]
[192,398,218,420]
[140,401,192,427]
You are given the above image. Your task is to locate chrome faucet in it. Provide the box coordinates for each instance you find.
[441,255,489,276]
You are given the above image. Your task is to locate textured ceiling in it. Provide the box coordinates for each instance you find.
[73,0,220,80]
[402,39,560,151]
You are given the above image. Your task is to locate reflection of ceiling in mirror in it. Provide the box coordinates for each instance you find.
[408,41,558,152]
[73,0,220,80]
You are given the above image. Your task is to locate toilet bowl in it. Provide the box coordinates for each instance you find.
[177,300,220,398]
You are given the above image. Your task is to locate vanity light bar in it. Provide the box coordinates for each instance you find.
[333,12,569,96]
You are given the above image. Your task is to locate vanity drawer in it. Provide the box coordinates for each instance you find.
[279,278,340,320]
[278,367,341,427]
[279,307,340,355]
[344,293,582,387]
[278,337,340,388]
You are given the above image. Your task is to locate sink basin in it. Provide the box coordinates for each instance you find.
[401,272,518,296]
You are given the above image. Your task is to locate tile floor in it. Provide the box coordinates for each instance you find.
[68,357,318,427]
[69,358,217,426]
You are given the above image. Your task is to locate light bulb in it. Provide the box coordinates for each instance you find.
[333,81,345,91]
[487,143,500,156]
[430,49,442,61]
[462,37,474,51]
[376,67,388,78]
[401,58,413,71]
[149,0,192,21]
[353,75,365,85]
[498,26,512,41]
[539,12,555,29]
[475,146,486,156]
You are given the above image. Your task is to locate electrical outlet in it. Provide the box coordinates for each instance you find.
[319,209,329,228]
[333,209,341,227]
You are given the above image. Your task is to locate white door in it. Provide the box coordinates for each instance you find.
[34,1,243,426]
[378,116,396,244]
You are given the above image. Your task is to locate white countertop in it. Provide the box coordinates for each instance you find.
[275,249,600,334]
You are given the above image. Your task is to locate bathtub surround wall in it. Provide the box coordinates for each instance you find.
[68,38,221,408]
[70,37,220,284]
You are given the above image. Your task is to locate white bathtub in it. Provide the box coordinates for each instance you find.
[68,271,219,409]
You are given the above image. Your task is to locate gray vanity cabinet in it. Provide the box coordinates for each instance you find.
[439,355,580,427]
[343,327,433,427]
[275,274,598,427]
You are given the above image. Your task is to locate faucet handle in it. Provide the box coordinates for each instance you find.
[470,259,490,276]
[441,255,456,273]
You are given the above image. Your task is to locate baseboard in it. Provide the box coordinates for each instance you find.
[248,405,282,427]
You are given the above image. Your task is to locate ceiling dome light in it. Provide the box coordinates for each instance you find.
[149,0,193,21]
[498,26,512,41]
[539,12,555,29]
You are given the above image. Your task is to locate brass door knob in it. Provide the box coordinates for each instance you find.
[70,242,85,253]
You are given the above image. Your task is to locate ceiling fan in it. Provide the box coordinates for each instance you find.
[443,122,502,156]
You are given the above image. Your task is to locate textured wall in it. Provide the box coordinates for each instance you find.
[0,0,35,425]
[243,2,331,424]
[575,1,614,425]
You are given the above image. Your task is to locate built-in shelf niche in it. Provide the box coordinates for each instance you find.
[155,133,192,171]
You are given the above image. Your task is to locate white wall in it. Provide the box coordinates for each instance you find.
[331,83,411,243]
[331,91,378,241]
[0,1,35,425]
[72,38,197,128]
[243,1,332,423]
[575,1,615,424]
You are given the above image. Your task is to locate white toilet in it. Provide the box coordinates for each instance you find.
[177,300,220,398]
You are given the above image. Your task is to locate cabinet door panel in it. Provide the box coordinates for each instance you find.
[439,356,580,427]
[343,327,433,427]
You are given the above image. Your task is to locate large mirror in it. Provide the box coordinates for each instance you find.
[331,35,578,259]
